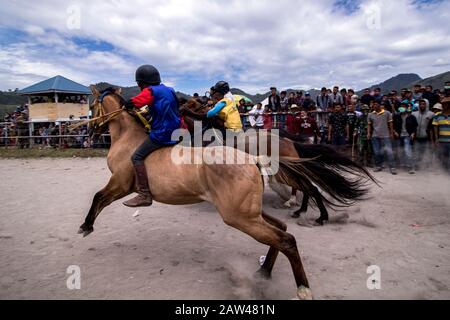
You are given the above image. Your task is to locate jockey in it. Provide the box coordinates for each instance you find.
[123,65,181,207]
[207,81,243,135]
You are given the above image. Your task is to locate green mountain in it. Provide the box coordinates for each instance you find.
[407,71,450,90]
[356,73,422,95]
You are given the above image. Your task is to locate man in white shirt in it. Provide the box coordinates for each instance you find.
[248,103,265,130]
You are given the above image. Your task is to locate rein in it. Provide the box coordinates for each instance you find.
[68,108,124,131]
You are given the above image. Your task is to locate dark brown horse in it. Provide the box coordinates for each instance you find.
[180,99,376,225]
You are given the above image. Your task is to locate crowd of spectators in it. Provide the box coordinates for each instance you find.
[242,82,450,173]
[1,104,94,148]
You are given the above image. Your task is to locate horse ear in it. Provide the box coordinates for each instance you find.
[90,85,100,97]
[115,87,122,95]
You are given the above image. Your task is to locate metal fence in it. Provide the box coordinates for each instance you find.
[1,111,332,149]
[0,121,110,149]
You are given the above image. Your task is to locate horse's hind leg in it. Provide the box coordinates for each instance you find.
[292,193,309,218]
[312,186,329,226]
[79,174,132,236]
[258,211,287,278]
[224,215,311,299]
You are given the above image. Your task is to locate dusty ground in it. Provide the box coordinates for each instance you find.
[0,158,449,300]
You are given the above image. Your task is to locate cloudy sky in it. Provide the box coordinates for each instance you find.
[0,0,449,94]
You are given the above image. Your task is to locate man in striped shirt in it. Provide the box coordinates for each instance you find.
[433,97,450,171]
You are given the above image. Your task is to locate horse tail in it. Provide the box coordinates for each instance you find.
[292,142,378,185]
[276,157,371,208]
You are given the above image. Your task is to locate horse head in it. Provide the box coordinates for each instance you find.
[88,85,124,140]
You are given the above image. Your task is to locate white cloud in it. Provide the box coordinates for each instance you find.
[0,0,449,93]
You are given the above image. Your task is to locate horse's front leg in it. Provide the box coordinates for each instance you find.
[79,174,132,237]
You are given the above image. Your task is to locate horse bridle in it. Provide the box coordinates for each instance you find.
[88,91,125,139]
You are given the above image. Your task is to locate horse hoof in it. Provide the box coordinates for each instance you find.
[255,268,271,280]
[296,286,313,300]
[78,224,94,237]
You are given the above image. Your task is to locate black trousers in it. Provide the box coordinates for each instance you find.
[131,136,164,165]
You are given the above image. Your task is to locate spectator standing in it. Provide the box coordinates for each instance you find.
[263,105,273,130]
[279,91,289,129]
[373,87,382,103]
[368,101,397,174]
[302,92,314,111]
[393,105,418,174]
[343,88,351,106]
[328,104,348,147]
[286,104,301,135]
[412,85,423,100]
[330,86,344,106]
[295,91,304,107]
[316,87,332,111]
[280,91,289,111]
[268,87,281,112]
[360,89,375,107]
[248,103,265,130]
[412,98,434,168]
[288,92,297,107]
[268,87,281,128]
[346,104,358,146]
[354,104,372,166]
[297,111,319,144]
[422,85,439,108]
[432,97,450,171]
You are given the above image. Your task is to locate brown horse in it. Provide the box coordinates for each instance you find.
[79,85,314,299]
[180,99,376,225]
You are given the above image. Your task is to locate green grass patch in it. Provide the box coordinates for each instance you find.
[0,148,109,159]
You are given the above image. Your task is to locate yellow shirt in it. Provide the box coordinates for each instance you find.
[218,97,243,131]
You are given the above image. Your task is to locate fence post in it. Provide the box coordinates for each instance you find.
[29,122,34,148]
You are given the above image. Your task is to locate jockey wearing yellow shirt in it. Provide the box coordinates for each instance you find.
[207,81,243,133]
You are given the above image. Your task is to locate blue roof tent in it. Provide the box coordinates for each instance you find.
[19,75,91,95]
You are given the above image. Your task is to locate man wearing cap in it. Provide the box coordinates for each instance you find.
[432,97,450,171]
[432,103,443,116]
[393,104,418,174]
[412,98,434,168]
[368,101,397,174]
[286,104,301,135]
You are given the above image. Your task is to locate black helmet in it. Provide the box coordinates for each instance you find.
[135,65,161,85]
[212,81,230,95]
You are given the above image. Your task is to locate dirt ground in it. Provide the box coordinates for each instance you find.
[0,158,449,300]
